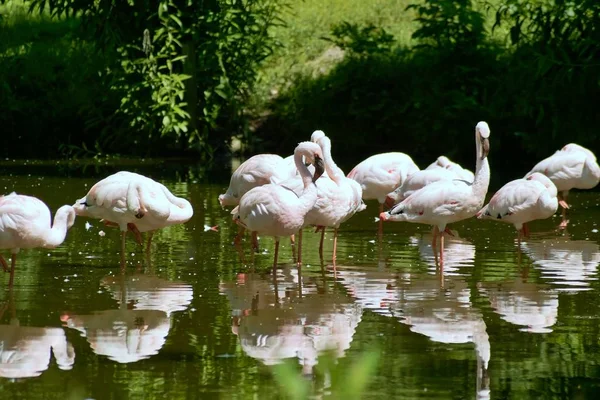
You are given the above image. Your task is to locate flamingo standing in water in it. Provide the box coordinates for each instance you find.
[477,172,558,243]
[526,143,600,226]
[380,121,491,267]
[0,193,76,286]
[232,142,325,271]
[304,134,366,264]
[219,152,308,250]
[347,152,419,236]
[73,171,193,265]
[426,155,475,182]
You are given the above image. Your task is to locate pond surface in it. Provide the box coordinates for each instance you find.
[1,162,600,400]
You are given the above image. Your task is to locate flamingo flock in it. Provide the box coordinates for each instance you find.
[0,121,599,286]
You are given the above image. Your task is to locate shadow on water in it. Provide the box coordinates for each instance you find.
[0,165,599,399]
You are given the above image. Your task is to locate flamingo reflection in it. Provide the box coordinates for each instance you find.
[521,232,600,291]
[0,290,74,379]
[219,266,361,375]
[61,273,193,363]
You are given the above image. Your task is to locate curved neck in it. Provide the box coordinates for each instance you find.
[295,151,314,189]
[472,136,490,200]
[320,138,344,184]
[43,206,73,248]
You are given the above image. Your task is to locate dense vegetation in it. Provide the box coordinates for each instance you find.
[1,0,599,177]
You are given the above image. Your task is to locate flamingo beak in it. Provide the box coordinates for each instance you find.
[481,138,490,160]
[312,155,325,182]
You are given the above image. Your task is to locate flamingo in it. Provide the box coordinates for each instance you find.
[477,172,558,242]
[526,143,600,224]
[347,152,419,235]
[385,164,465,208]
[231,142,325,271]
[380,121,491,267]
[219,152,312,250]
[73,171,193,265]
[426,155,475,182]
[0,193,76,286]
[304,134,366,264]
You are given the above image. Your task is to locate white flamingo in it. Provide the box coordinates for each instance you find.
[0,193,76,286]
[305,134,366,264]
[427,155,475,182]
[477,172,558,241]
[385,165,462,208]
[232,142,325,271]
[380,121,491,266]
[73,171,193,264]
[347,152,419,235]
[526,143,600,224]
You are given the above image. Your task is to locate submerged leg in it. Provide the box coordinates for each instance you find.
[8,254,16,287]
[523,223,530,238]
[432,226,439,266]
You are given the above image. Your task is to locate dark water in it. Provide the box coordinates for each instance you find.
[1,162,600,399]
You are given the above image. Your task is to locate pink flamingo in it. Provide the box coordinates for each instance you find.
[73,171,193,265]
[526,143,600,225]
[426,155,474,182]
[304,134,366,264]
[0,193,76,286]
[477,172,558,243]
[380,122,491,267]
[347,152,419,235]
[219,154,299,249]
[231,142,325,271]
[385,164,465,208]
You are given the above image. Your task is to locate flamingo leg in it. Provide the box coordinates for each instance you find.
[378,203,384,237]
[432,226,439,266]
[319,227,325,260]
[523,223,530,238]
[8,254,16,287]
[128,223,143,246]
[251,231,259,253]
[273,239,280,273]
[145,231,154,264]
[332,228,338,269]
[234,225,245,246]
[120,231,127,269]
[0,255,8,273]
[290,234,295,246]
[439,230,445,269]
[297,229,303,266]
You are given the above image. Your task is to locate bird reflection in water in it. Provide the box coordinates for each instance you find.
[219,265,361,376]
[337,231,489,399]
[521,231,600,291]
[0,289,74,379]
[60,271,193,363]
[479,281,558,333]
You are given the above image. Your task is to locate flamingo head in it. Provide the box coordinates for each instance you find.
[311,130,326,142]
[476,121,490,160]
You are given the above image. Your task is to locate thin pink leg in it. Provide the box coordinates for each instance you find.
[290,234,295,246]
[234,225,245,246]
[251,231,259,252]
[439,230,445,269]
[8,254,16,287]
[273,239,280,273]
[378,203,384,237]
[432,226,439,265]
[319,228,325,260]
[297,229,303,266]
[0,255,8,273]
[332,228,338,269]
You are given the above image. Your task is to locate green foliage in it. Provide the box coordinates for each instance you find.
[326,22,395,56]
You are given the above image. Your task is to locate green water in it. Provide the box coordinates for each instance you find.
[1,162,600,399]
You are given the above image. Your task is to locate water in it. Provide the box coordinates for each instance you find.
[1,162,600,399]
